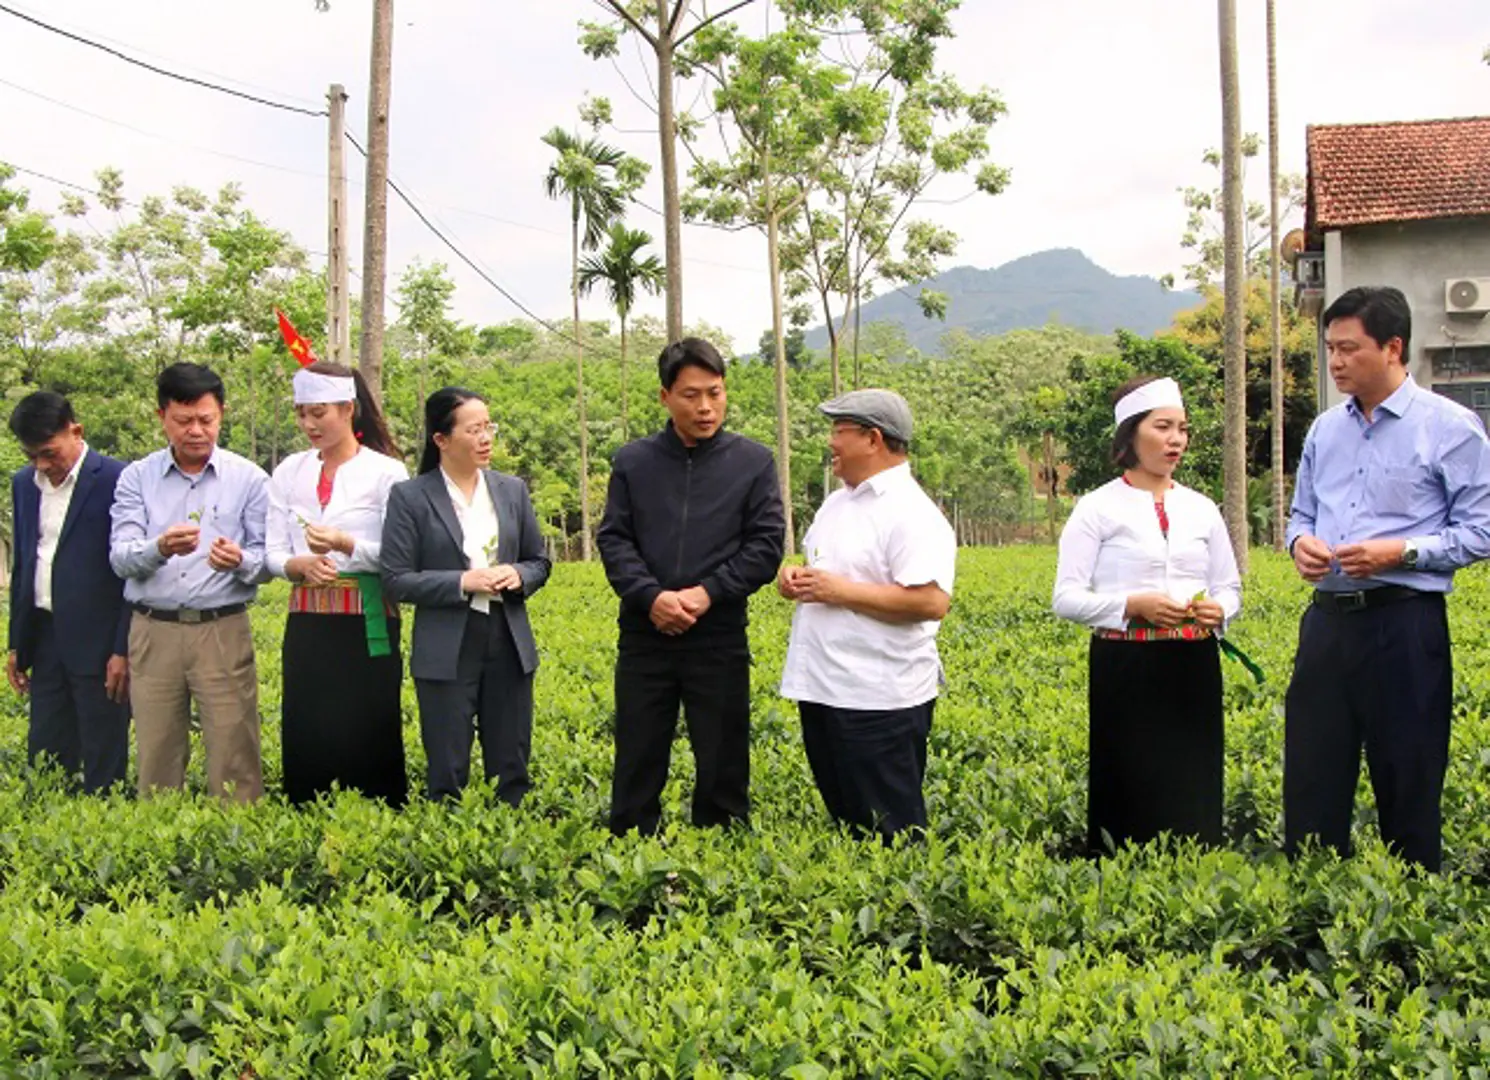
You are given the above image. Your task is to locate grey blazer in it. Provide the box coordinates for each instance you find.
[380,469,552,681]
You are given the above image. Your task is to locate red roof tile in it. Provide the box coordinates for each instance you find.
[1306,116,1490,232]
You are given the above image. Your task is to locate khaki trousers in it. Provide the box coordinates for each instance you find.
[129,611,262,801]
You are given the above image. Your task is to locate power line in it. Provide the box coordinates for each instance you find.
[343,131,593,351]
[1,160,114,201]
[0,1,327,118]
[0,0,669,351]
[0,78,329,182]
[0,158,332,261]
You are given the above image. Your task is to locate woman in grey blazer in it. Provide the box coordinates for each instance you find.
[380,387,552,804]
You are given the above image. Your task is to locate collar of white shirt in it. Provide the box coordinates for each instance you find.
[34,442,89,493]
[440,467,491,510]
[847,460,911,498]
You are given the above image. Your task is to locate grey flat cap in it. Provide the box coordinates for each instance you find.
[818,388,913,443]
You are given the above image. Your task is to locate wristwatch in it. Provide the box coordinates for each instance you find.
[1401,539,1419,570]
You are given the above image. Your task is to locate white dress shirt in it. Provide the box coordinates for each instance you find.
[33,444,89,612]
[266,448,409,579]
[780,462,957,710]
[442,469,500,614]
[1052,477,1242,632]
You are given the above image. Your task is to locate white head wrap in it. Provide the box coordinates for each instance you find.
[1114,377,1184,428]
[293,369,356,405]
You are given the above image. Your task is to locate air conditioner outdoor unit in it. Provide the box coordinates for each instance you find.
[1446,277,1490,315]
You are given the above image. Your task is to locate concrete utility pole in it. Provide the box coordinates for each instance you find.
[358,0,394,403]
[326,83,351,367]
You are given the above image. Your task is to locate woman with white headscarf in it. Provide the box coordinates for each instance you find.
[266,361,409,806]
[1052,374,1242,853]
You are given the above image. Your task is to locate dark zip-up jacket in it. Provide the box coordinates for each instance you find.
[598,422,785,644]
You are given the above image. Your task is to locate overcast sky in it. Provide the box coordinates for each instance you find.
[3,1,1486,352]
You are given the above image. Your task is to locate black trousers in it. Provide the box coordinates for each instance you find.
[609,636,751,836]
[1284,593,1452,871]
[27,610,129,793]
[413,608,533,806]
[799,699,933,843]
[1088,636,1224,853]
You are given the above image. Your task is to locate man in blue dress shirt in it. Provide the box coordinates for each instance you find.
[110,363,269,801]
[1285,285,1490,871]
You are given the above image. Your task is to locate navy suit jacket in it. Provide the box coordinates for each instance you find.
[9,449,131,675]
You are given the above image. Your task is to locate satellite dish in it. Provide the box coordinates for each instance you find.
[1280,228,1308,268]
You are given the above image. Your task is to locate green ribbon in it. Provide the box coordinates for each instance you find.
[345,573,391,658]
[1128,617,1266,686]
[1218,637,1265,685]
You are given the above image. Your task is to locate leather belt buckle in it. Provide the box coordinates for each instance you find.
[1336,590,1368,613]
[178,608,204,624]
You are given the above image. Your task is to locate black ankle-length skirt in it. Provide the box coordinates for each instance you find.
[1087,635,1223,853]
[281,612,407,807]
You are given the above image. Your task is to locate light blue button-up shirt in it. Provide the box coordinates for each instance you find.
[1286,376,1490,593]
[109,445,269,609]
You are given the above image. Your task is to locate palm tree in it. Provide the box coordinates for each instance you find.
[1218,0,1249,573]
[1266,0,1285,551]
[579,224,666,443]
[543,128,630,561]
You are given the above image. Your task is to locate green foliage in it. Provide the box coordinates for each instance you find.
[758,325,810,369]
[1170,278,1318,483]
[772,2,1009,379]
[1058,331,1224,500]
[0,170,320,481]
[541,128,647,250]
[577,225,665,322]
[1176,135,1304,290]
[5,551,1490,1072]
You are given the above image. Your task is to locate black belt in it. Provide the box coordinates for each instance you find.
[131,602,247,624]
[1311,585,1429,614]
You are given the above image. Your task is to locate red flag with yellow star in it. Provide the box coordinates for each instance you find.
[275,308,317,367]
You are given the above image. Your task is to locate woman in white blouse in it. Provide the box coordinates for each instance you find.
[266,361,409,806]
[1052,375,1241,853]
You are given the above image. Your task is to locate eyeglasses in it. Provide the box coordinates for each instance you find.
[461,422,498,438]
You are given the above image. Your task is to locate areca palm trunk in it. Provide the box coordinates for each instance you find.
[571,203,593,561]
[1267,0,1285,551]
[620,312,630,443]
[1219,0,1248,573]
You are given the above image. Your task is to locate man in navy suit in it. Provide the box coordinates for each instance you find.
[7,391,131,792]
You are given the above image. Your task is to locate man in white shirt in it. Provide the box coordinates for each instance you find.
[779,389,957,842]
[7,392,131,792]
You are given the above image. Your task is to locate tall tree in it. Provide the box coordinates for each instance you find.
[779,2,1009,393]
[395,259,457,408]
[578,223,666,443]
[542,127,647,561]
[1218,0,1248,572]
[1266,0,1285,551]
[685,22,876,553]
[580,1,761,343]
[1171,136,1303,291]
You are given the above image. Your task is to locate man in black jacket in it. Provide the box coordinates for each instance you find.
[598,337,785,835]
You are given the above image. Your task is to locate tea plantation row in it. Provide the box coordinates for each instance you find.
[4,548,1490,1076]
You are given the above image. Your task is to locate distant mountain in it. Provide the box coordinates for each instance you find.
[804,248,1202,356]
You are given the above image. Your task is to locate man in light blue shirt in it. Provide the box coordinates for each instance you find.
[110,363,269,801]
[1285,285,1490,871]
